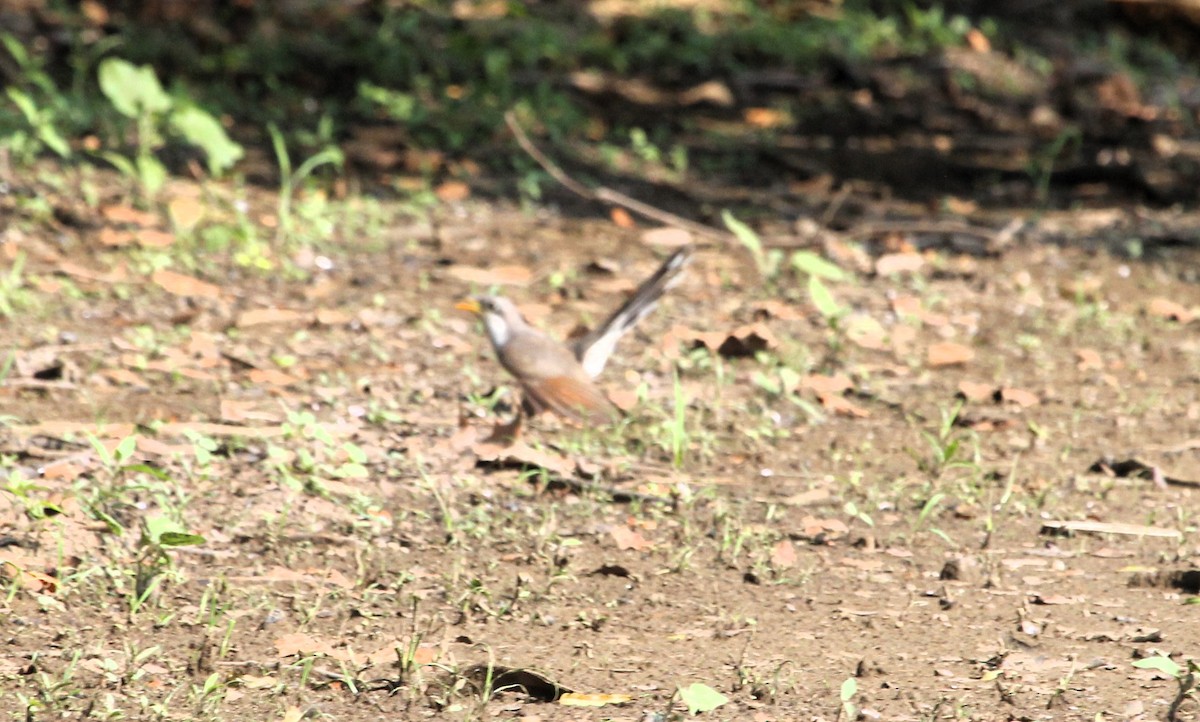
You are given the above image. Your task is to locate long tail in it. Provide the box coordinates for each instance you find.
[572,246,692,379]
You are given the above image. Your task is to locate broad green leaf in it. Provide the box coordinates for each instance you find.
[808,275,841,318]
[792,250,848,281]
[678,683,728,715]
[98,58,170,117]
[170,105,244,175]
[840,677,857,702]
[1133,656,1183,677]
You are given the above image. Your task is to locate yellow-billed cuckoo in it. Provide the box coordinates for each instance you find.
[456,247,692,424]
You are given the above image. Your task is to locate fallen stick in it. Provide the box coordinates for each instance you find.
[504,110,731,243]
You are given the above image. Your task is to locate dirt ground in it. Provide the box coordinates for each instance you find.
[2,171,1200,722]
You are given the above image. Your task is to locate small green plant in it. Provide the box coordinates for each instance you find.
[266,123,344,244]
[678,682,729,715]
[0,251,36,319]
[1133,655,1198,721]
[97,57,243,198]
[0,34,73,162]
[130,514,206,617]
[667,368,690,469]
[724,210,784,280]
[837,676,858,721]
[912,492,955,547]
[1027,127,1082,207]
[914,400,978,479]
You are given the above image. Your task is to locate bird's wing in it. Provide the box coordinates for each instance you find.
[573,246,692,378]
[521,375,615,425]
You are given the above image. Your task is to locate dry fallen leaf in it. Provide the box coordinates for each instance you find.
[101,204,157,226]
[560,692,633,707]
[274,632,345,660]
[236,308,309,327]
[0,552,59,593]
[246,369,302,387]
[97,227,136,247]
[673,323,777,358]
[819,393,870,418]
[928,342,974,367]
[800,374,853,396]
[641,227,693,248]
[435,180,471,202]
[607,388,638,412]
[965,27,991,52]
[744,107,789,128]
[446,264,533,287]
[472,439,574,476]
[167,195,204,230]
[875,252,925,276]
[957,380,994,402]
[1146,297,1194,324]
[1000,387,1039,408]
[136,229,174,248]
[770,539,797,569]
[609,525,654,552]
[610,207,636,228]
[1075,348,1104,371]
[152,269,221,299]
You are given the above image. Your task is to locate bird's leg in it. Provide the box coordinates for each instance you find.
[486,398,525,443]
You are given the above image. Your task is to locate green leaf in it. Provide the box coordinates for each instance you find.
[343,443,368,464]
[334,462,369,479]
[99,150,137,179]
[98,58,171,118]
[293,146,345,185]
[6,87,36,122]
[808,275,841,318]
[169,105,244,175]
[840,677,857,702]
[678,683,728,715]
[722,210,761,257]
[113,435,137,463]
[37,124,70,158]
[1,34,29,67]
[136,154,167,196]
[1133,656,1183,677]
[791,250,848,281]
[158,531,206,547]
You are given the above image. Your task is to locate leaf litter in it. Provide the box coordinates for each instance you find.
[3,173,1200,721]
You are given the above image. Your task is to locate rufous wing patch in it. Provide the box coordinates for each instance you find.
[524,376,614,425]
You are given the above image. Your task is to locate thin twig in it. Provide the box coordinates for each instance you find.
[504,110,731,243]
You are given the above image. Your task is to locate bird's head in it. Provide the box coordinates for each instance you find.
[455,295,525,348]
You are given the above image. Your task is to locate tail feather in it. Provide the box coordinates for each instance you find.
[573,246,692,378]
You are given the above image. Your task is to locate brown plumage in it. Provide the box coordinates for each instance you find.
[456,247,691,425]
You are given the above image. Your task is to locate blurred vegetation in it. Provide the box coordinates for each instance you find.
[0,0,1196,208]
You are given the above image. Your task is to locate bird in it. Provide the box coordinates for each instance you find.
[456,246,692,425]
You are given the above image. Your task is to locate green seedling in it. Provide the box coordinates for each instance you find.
[97,57,242,198]
[0,33,72,162]
[1133,655,1198,722]
[266,122,344,245]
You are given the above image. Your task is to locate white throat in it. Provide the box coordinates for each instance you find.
[483,312,512,349]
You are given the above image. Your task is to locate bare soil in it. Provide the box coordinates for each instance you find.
[2,177,1200,722]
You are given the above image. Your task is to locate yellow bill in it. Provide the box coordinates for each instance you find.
[454,298,482,314]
